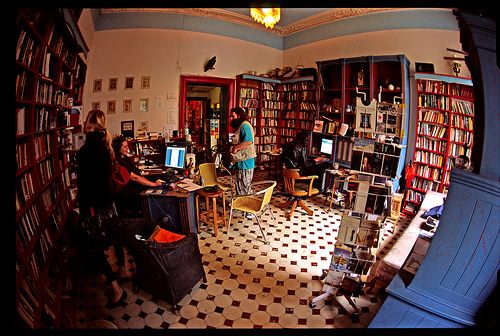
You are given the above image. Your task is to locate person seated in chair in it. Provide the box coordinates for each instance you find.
[281,131,314,174]
[281,131,329,190]
[112,135,162,218]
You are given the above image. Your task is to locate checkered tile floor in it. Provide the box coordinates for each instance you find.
[75,171,413,329]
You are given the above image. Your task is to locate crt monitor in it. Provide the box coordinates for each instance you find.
[165,146,186,170]
[320,138,333,155]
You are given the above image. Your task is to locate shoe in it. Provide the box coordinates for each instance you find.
[105,289,127,309]
[245,213,254,220]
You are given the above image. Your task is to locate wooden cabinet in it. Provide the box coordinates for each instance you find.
[403,73,474,214]
[235,74,316,168]
[127,138,166,168]
[315,55,410,192]
[15,9,87,328]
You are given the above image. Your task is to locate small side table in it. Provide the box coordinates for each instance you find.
[196,188,227,236]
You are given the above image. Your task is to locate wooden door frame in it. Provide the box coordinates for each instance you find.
[179,75,235,137]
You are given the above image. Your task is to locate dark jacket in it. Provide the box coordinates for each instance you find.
[77,131,114,211]
[281,140,312,170]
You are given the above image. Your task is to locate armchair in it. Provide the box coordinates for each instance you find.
[279,166,320,220]
[227,180,277,244]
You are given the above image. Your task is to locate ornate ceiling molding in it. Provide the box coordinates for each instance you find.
[100,8,431,37]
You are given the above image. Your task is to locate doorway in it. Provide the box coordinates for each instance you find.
[179,76,235,151]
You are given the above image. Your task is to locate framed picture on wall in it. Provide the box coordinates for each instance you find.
[125,76,134,90]
[93,79,102,92]
[107,100,116,114]
[141,76,151,89]
[109,77,118,91]
[91,101,101,110]
[123,99,132,113]
[121,120,134,138]
[139,98,149,112]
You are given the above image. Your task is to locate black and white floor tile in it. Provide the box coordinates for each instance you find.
[76,172,413,329]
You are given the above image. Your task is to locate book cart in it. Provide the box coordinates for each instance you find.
[309,211,384,313]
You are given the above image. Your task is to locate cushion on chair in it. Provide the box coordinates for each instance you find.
[294,184,320,196]
[233,196,261,213]
[151,228,185,243]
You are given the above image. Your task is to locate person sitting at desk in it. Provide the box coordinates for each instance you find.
[281,131,314,173]
[281,131,331,191]
[112,135,162,217]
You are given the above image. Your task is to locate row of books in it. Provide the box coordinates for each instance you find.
[415,165,442,180]
[16,28,39,68]
[450,128,474,144]
[17,205,42,249]
[418,109,448,124]
[418,94,449,110]
[416,137,448,153]
[34,133,53,160]
[414,150,444,166]
[410,177,441,192]
[38,158,55,186]
[417,122,447,138]
[451,100,474,116]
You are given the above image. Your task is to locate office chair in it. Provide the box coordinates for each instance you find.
[279,166,320,220]
[227,180,277,244]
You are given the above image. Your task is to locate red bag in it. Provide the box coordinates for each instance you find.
[113,164,130,194]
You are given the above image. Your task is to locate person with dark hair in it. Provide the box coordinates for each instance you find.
[281,131,331,191]
[77,109,127,307]
[229,107,256,197]
[281,130,314,172]
[111,135,162,217]
[454,154,471,171]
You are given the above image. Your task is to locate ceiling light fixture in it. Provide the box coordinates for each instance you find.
[250,8,281,29]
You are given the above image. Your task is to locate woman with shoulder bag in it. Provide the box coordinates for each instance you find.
[77,109,127,307]
[229,107,257,200]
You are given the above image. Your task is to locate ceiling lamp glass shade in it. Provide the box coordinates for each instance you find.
[250,8,281,29]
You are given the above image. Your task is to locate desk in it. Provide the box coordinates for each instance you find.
[141,187,198,235]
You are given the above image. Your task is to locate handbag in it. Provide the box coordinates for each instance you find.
[230,121,257,163]
[80,203,119,248]
[113,163,130,194]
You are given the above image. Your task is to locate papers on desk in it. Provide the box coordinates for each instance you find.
[175,178,202,192]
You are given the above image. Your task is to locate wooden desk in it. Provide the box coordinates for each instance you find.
[141,188,198,235]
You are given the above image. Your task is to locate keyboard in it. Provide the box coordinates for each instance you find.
[313,156,329,163]
[163,173,181,184]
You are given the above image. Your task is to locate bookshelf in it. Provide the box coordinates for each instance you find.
[403,73,474,214]
[235,74,316,169]
[16,9,87,328]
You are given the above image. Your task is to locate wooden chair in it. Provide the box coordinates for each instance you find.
[279,166,319,220]
[198,162,234,202]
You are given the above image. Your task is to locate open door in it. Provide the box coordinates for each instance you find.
[179,76,235,150]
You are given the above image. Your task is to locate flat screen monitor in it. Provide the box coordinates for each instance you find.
[320,138,334,155]
[165,146,186,170]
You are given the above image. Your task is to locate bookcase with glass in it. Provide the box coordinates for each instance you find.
[403,73,474,214]
[314,55,410,184]
[16,8,87,328]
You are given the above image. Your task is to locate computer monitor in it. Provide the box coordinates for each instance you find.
[320,138,333,155]
[164,145,186,170]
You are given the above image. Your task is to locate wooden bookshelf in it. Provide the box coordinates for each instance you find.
[16,8,87,328]
[235,74,316,169]
[403,73,474,215]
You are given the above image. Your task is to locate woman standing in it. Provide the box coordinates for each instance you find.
[77,109,126,307]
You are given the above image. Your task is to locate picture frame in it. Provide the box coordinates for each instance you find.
[108,77,118,91]
[123,99,132,113]
[91,101,101,110]
[139,98,149,112]
[355,98,377,133]
[107,100,116,114]
[93,79,102,92]
[141,75,151,89]
[125,76,134,90]
[121,120,134,138]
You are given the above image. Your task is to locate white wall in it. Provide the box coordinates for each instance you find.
[83,28,282,136]
[283,29,469,77]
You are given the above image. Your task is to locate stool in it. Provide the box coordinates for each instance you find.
[196,188,226,236]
